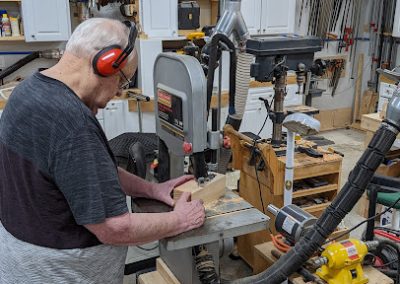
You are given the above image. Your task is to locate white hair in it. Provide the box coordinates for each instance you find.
[66,18,133,61]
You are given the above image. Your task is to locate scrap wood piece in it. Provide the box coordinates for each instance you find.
[173,173,226,204]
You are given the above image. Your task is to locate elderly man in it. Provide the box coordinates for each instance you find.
[0,18,205,283]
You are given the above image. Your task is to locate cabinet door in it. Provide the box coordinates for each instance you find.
[393,0,400,38]
[137,38,163,97]
[261,0,295,34]
[241,0,262,35]
[140,0,178,37]
[240,87,274,139]
[22,0,71,42]
[103,100,127,140]
[284,84,303,106]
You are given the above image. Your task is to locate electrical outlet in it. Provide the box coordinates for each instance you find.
[0,56,5,69]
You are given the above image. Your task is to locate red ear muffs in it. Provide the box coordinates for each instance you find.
[92,45,128,77]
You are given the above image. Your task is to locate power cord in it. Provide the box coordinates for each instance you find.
[324,196,400,244]
[257,98,274,136]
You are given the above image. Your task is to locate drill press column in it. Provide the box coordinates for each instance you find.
[272,65,287,147]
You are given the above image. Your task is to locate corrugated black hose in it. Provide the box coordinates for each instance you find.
[230,122,400,284]
[0,52,40,81]
[205,34,237,123]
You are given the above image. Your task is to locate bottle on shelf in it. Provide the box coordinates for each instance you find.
[2,13,11,37]
[10,16,20,37]
[0,10,7,37]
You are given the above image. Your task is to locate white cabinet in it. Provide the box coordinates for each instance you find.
[240,84,303,139]
[378,82,397,112]
[241,0,295,35]
[139,0,178,38]
[240,86,274,138]
[240,0,262,35]
[22,0,71,42]
[137,38,163,97]
[393,0,400,38]
[103,100,127,140]
[97,100,156,140]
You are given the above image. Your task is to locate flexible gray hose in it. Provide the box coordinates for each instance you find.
[231,52,253,120]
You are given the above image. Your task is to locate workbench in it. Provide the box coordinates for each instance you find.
[225,125,343,269]
[361,112,400,148]
[134,191,269,284]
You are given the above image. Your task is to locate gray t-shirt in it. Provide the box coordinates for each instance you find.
[0,72,129,283]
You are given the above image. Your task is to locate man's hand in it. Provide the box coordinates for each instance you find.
[173,192,205,232]
[152,175,194,206]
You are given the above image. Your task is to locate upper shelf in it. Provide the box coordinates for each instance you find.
[0,36,25,41]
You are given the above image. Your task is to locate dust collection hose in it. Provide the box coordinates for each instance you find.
[206,33,236,122]
[0,52,40,81]
[226,52,253,130]
[230,94,400,283]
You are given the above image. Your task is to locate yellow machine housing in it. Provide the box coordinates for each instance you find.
[316,239,369,284]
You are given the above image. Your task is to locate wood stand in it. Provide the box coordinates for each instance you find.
[224,125,343,269]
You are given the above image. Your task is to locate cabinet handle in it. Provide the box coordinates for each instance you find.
[257,29,261,33]
[31,35,35,38]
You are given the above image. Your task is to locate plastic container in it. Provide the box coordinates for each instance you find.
[2,14,11,37]
[10,16,20,37]
[0,10,7,37]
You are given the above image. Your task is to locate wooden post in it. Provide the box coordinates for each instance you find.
[353,53,364,123]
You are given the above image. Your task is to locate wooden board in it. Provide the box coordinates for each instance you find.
[138,271,168,284]
[0,99,6,110]
[157,258,180,284]
[291,266,394,284]
[249,76,297,88]
[353,53,364,122]
[360,90,378,116]
[127,92,229,113]
[173,173,226,204]
[314,108,352,131]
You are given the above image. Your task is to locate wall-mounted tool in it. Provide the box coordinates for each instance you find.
[178,1,200,30]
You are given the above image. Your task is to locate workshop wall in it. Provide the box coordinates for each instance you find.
[0,2,126,83]
[294,0,373,111]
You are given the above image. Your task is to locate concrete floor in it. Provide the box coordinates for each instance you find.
[124,128,369,283]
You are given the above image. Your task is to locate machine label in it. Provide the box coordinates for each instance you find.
[282,216,295,235]
[157,89,184,140]
[341,241,359,260]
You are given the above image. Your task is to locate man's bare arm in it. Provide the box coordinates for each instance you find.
[84,192,205,245]
[118,167,153,198]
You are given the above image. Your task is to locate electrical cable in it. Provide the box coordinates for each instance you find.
[271,234,291,253]
[374,226,400,235]
[136,244,159,251]
[325,196,400,244]
[257,98,274,136]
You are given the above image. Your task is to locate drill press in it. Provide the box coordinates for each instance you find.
[246,35,322,147]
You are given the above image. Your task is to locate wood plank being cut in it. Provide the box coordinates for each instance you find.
[173,173,226,204]
[156,258,180,284]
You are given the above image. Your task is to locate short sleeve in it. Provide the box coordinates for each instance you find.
[51,126,128,225]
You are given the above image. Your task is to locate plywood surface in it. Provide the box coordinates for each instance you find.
[173,173,226,204]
